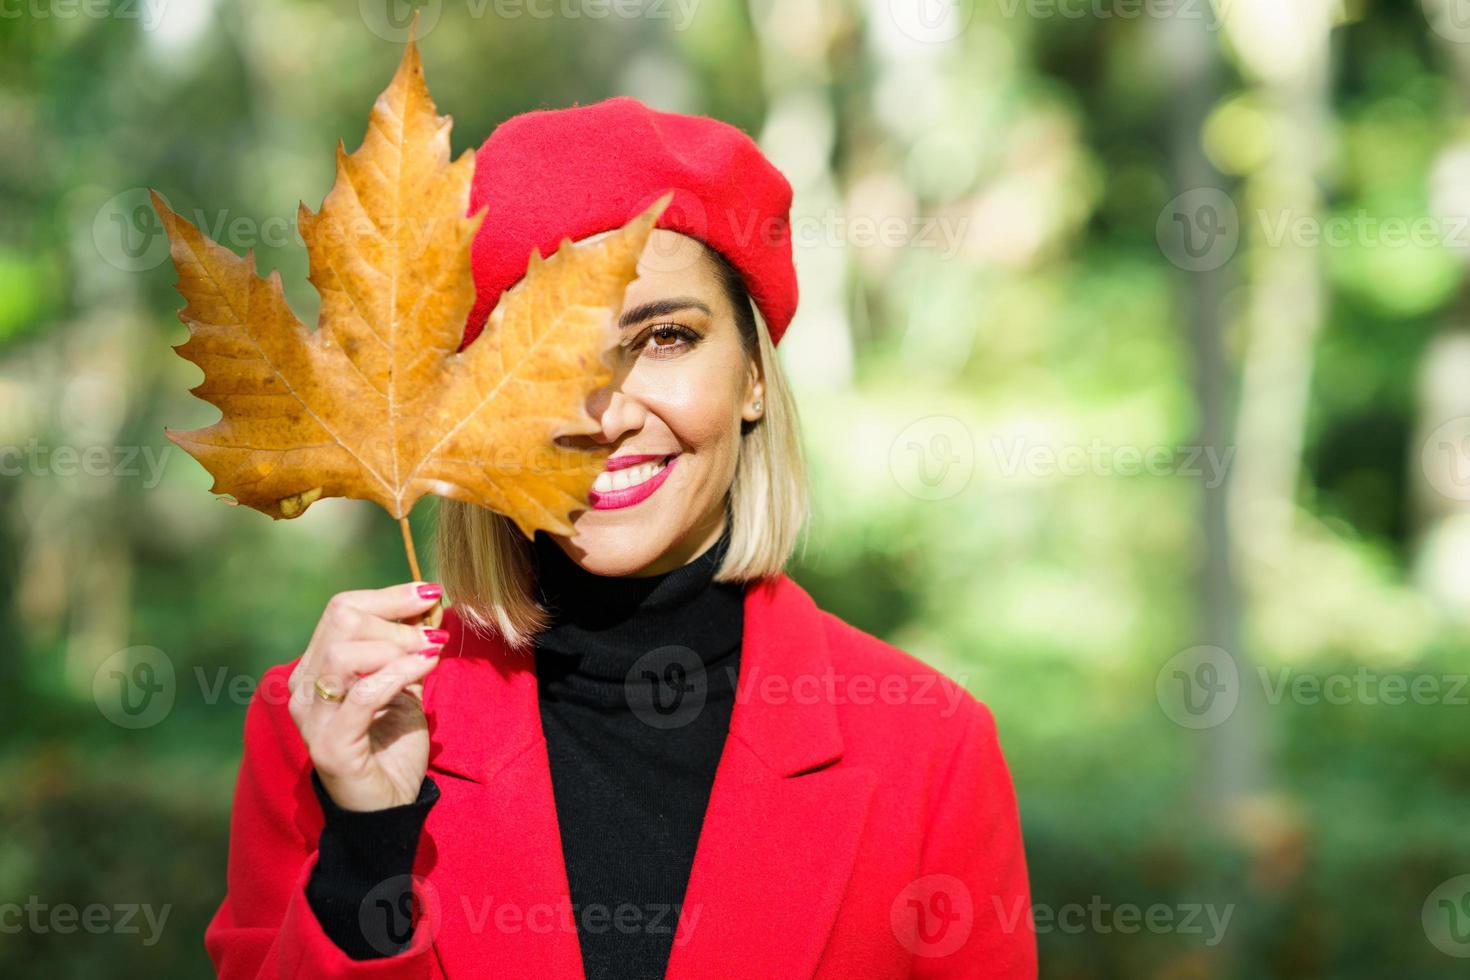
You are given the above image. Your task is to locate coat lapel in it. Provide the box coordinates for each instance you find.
[665,575,876,979]
[418,616,585,978]
[419,574,875,980]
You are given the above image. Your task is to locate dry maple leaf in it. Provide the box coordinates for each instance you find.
[153,38,669,543]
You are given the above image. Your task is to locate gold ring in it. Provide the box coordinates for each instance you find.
[314,678,345,703]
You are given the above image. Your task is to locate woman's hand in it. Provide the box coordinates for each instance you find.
[287,583,448,812]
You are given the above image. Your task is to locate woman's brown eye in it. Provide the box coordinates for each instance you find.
[637,324,699,358]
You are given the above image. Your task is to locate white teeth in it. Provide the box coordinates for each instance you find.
[593,458,668,493]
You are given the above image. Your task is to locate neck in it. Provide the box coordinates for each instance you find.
[634,510,729,577]
[529,518,744,683]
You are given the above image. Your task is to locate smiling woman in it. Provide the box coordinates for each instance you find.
[204,96,1036,980]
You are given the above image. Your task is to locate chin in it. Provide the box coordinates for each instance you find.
[555,519,674,577]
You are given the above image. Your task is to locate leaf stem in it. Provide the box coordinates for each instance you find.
[400,516,423,582]
[399,514,443,628]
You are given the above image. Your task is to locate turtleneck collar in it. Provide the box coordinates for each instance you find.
[528,516,745,688]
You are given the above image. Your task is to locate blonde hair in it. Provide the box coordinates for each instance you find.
[435,251,809,652]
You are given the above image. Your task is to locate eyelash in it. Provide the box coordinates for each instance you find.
[624,322,701,359]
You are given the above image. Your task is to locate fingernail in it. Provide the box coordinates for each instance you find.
[415,647,441,658]
[423,628,450,645]
[417,583,443,600]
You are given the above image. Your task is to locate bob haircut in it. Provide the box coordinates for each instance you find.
[435,240,809,652]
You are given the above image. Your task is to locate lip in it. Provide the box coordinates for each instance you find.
[590,454,678,510]
[604,452,676,472]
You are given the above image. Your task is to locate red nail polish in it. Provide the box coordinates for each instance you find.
[415,647,441,658]
[417,583,443,600]
[423,628,450,645]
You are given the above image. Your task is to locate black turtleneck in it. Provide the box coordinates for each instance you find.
[304,520,744,975]
[532,519,743,980]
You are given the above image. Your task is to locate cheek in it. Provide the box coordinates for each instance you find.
[643,369,744,455]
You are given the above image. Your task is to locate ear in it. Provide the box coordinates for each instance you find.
[741,357,765,422]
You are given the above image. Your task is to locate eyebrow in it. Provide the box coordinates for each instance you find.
[619,297,712,330]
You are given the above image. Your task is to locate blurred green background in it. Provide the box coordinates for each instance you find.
[5,0,1470,976]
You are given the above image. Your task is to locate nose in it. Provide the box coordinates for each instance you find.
[584,384,645,448]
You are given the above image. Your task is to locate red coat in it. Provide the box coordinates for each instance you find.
[205,572,1038,978]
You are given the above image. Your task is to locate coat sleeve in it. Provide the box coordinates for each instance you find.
[911,699,1037,979]
[203,664,439,979]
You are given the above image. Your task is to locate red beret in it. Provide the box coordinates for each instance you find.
[461,96,798,350]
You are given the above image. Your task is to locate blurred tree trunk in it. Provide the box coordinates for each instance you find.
[1167,1,1335,968]
[1197,0,1335,810]
[1224,1,1334,555]
[1211,0,1335,800]
[1155,1,1265,820]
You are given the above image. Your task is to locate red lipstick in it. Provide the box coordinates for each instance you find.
[590,453,678,510]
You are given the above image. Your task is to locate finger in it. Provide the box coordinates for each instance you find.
[332,651,440,734]
[315,640,417,686]
[311,593,446,653]
[294,585,443,700]
[335,582,444,623]
[301,637,442,717]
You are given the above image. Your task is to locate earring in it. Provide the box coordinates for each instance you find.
[753,399,763,414]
